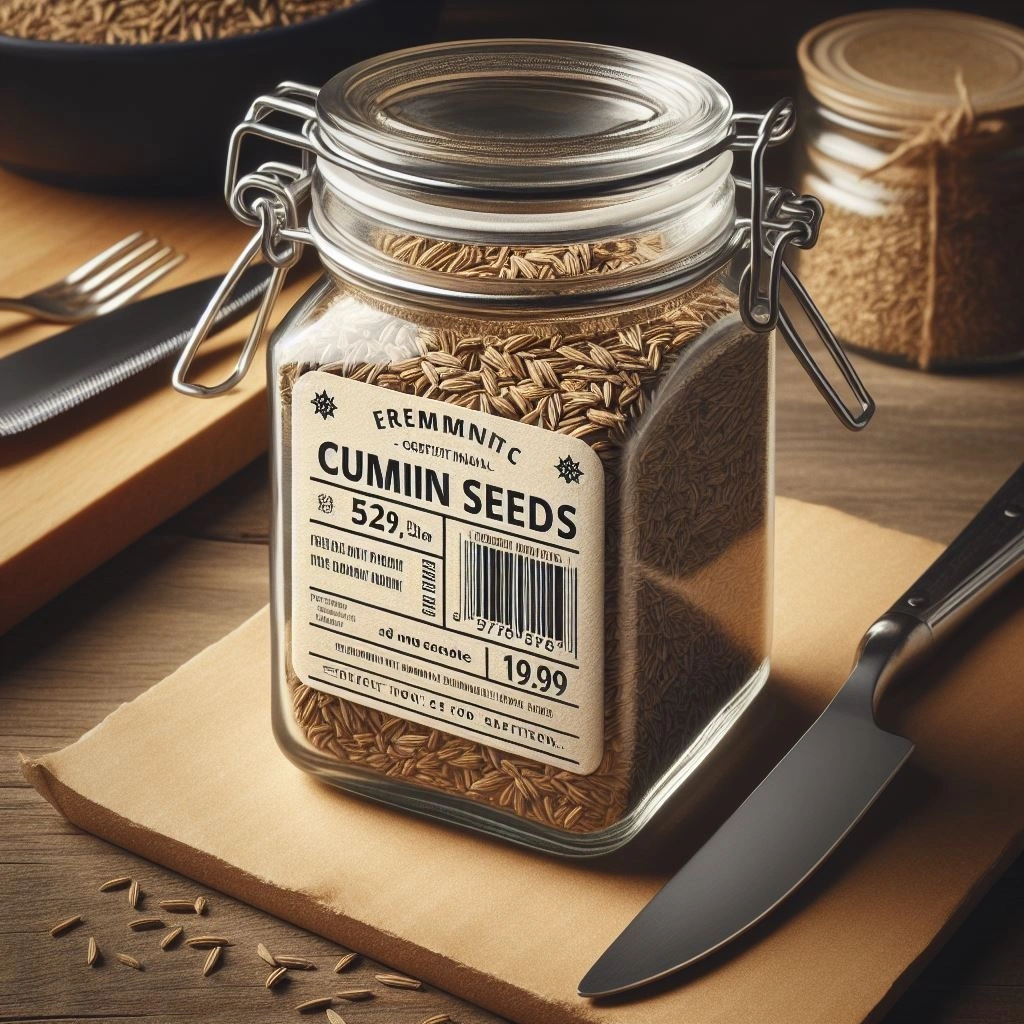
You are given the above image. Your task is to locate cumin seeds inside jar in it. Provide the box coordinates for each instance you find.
[277,232,771,837]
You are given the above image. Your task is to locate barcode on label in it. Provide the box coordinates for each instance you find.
[460,538,578,658]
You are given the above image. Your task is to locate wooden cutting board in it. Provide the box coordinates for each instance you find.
[0,170,310,634]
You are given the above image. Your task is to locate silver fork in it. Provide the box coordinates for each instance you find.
[0,231,185,324]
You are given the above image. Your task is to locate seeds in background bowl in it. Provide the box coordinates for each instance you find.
[0,0,366,45]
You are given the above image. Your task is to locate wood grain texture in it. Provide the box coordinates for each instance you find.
[0,169,317,634]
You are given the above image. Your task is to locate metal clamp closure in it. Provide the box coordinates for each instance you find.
[732,100,874,431]
[172,84,318,398]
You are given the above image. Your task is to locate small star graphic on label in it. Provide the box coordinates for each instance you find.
[555,454,584,484]
[311,389,337,420]
[317,493,334,515]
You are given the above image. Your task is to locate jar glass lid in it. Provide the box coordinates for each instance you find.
[314,39,734,194]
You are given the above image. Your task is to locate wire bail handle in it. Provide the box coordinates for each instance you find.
[732,99,875,431]
[172,83,318,398]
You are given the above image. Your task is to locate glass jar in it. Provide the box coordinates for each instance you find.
[174,40,873,856]
[796,10,1024,371]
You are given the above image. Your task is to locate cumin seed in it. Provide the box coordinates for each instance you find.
[116,953,143,970]
[86,936,99,967]
[202,945,223,976]
[128,918,164,931]
[127,880,140,909]
[335,989,374,1001]
[265,965,289,989]
[160,926,184,950]
[333,952,360,973]
[158,899,198,913]
[49,915,83,937]
[186,936,233,948]
[275,954,316,969]
[98,876,132,892]
[295,996,334,1013]
[257,942,279,966]
[375,972,422,989]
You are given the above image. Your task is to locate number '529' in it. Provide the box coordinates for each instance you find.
[351,497,399,534]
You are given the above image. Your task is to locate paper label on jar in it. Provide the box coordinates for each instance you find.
[289,371,605,775]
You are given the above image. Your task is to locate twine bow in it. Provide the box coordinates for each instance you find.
[862,70,1009,369]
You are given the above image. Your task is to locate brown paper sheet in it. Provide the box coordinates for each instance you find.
[22,498,1024,1024]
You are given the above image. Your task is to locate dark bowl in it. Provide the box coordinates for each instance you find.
[0,0,441,195]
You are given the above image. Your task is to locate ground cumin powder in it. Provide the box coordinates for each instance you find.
[278,236,771,836]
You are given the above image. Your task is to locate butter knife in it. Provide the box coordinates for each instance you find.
[0,265,271,436]
[580,463,1024,997]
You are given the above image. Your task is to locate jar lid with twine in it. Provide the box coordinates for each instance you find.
[797,10,1024,371]
[798,9,1024,132]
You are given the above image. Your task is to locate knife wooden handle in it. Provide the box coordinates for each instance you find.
[889,462,1024,644]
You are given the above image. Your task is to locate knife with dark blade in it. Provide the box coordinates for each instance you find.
[0,265,272,435]
[580,463,1024,998]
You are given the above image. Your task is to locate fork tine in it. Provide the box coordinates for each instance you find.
[60,236,160,296]
[60,230,146,286]
[91,251,186,315]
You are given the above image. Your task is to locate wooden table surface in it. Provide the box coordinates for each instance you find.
[2,334,1022,1023]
